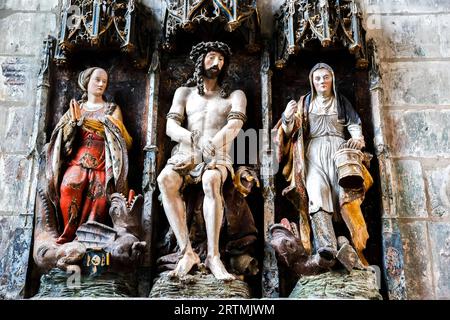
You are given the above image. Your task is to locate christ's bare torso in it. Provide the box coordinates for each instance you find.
[177,86,238,156]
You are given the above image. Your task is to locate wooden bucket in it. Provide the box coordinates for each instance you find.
[333,148,364,189]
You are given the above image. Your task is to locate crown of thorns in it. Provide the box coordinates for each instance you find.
[189,41,232,62]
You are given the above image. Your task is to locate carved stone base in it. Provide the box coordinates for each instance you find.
[289,268,382,300]
[32,268,137,298]
[149,271,251,299]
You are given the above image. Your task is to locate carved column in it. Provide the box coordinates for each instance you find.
[260,48,279,298]
[28,37,55,230]
[368,42,406,300]
[22,37,55,298]
[32,37,54,154]
[142,50,160,274]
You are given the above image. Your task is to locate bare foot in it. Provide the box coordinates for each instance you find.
[205,255,235,281]
[168,251,200,278]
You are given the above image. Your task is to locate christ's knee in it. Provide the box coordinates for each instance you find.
[202,170,222,199]
[157,168,182,195]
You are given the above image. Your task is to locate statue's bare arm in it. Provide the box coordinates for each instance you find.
[166,87,193,145]
[211,90,247,149]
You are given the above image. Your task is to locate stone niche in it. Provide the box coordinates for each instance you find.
[25,0,155,298]
[270,0,385,297]
[150,5,266,297]
[27,58,152,297]
[271,48,384,295]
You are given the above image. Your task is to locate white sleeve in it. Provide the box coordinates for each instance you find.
[281,116,295,136]
[348,124,364,139]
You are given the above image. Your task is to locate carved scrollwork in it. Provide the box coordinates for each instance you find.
[54,0,152,68]
[162,0,260,52]
[275,0,368,69]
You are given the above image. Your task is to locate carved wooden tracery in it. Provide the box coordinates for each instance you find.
[162,0,260,51]
[275,0,368,69]
[54,0,151,68]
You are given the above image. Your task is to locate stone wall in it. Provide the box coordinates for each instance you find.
[0,0,59,299]
[0,0,448,299]
[360,0,450,299]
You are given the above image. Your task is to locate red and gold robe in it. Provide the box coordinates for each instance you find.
[45,103,132,244]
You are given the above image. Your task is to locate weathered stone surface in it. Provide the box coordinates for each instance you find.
[382,218,407,300]
[428,222,450,299]
[375,15,443,59]
[394,160,428,218]
[0,217,17,292]
[0,106,34,153]
[0,13,56,55]
[383,62,450,106]
[360,0,450,14]
[0,216,32,299]
[3,226,32,299]
[150,271,251,299]
[439,14,450,57]
[398,221,434,299]
[0,56,36,103]
[289,269,382,300]
[0,0,58,11]
[0,217,13,298]
[0,154,31,212]
[424,164,450,218]
[386,111,450,157]
[0,107,7,146]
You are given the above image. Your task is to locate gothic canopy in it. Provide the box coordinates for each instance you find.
[275,0,368,69]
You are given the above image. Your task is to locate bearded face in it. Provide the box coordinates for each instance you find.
[203,51,225,79]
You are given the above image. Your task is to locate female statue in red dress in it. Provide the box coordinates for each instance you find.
[46,67,132,244]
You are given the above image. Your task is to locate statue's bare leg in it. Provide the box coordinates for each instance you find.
[157,166,200,277]
[202,167,235,281]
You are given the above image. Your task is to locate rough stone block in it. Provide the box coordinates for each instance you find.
[382,218,407,300]
[0,56,36,103]
[385,110,450,157]
[0,13,56,56]
[383,62,450,106]
[394,160,428,218]
[289,269,382,299]
[0,217,13,298]
[375,15,442,59]
[0,216,31,299]
[0,106,34,153]
[4,226,32,299]
[361,0,450,14]
[0,216,15,263]
[439,14,450,57]
[398,221,434,299]
[0,107,7,144]
[34,268,138,298]
[0,154,31,212]
[429,222,450,299]
[150,271,251,298]
[0,0,58,11]
[424,164,450,218]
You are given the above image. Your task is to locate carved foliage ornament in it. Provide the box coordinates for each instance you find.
[275,0,368,69]
[54,0,151,68]
[163,0,260,51]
